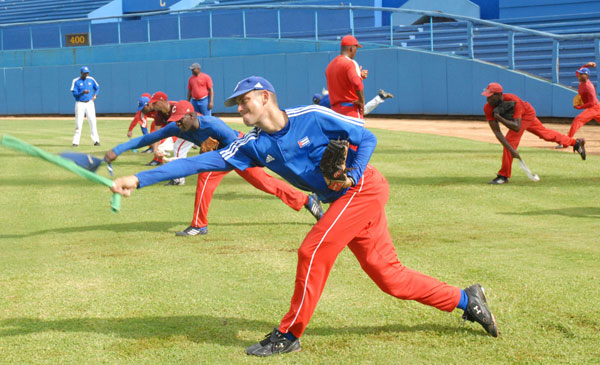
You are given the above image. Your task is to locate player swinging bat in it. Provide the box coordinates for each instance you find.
[482,82,585,185]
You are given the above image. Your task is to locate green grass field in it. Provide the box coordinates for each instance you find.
[1,118,599,364]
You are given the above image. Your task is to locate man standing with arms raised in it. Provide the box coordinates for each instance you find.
[325,35,368,118]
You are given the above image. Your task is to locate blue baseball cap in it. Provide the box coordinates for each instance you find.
[80,66,90,73]
[137,96,150,111]
[312,93,322,104]
[576,67,590,75]
[224,76,276,107]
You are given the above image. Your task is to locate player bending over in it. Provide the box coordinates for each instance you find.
[483,82,586,185]
[111,76,498,356]
[105,99,323,236]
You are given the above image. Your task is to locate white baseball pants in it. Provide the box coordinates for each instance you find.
[364,95,384,115]
[72,100,99,145]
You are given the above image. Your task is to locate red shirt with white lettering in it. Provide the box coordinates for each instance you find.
[325,55,364,107]
[187,73,213,100]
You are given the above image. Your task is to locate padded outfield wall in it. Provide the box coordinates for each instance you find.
[0,38,578,117]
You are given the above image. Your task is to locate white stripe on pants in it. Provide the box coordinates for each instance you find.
[73,100,99,145]
[172,138,194,159]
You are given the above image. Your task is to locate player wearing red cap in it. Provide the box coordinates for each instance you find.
[482,82,586,184]
[566,62,600,139]
[325,35,368,118]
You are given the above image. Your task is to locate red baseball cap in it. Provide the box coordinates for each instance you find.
[150,91,168,103]
[167,100,195,122]
[341,35,362,48]
[481,82,503,97]
[141,92,152,99]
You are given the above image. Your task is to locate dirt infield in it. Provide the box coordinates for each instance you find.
[223,116,600,156]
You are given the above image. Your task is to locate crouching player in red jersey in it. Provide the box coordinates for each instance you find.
[111,77,498,356]
[106,99,323,236]
[483,82,586,185]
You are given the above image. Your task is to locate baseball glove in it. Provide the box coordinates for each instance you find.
[320,139,352,191]
[200,137,220,153]
[573,94,583,108]
[493,101,516,120]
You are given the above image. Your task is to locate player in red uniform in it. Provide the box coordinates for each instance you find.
[566,62,600,139]
[325,35,368,118]
[483,82,586,185]
[144,91,177,167]
[187,62,214,116]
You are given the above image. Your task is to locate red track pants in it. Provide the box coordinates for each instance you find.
[499,117,576,178]
[190,167,308,228]
[278,165,461,338]
[568,104,600,138]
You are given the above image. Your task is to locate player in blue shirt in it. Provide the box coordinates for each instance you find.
[105,100,322,236]
[111,77,498,356]
[70,66,100,147]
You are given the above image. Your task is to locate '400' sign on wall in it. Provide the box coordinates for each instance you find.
[122,0,180,13]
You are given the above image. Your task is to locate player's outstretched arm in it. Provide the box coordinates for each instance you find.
[488,120,521,159]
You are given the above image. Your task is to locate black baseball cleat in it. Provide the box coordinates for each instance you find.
[573,138,586,160]
[246,328,301,357]
[142,147,154,154]
[555,144,564,149]
[488,175,508,185]
[72,144,78,147]
[462,284,499,337]
[94,142,101,146]
[175,226,207,236]
[164,178,185,186]
[146,159,162,166]
[304,193,323,221]
[378,89,394,100]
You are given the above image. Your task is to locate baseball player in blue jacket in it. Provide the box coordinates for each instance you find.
[70,66,100,147]
[105,100,322,236]
[111,76,498,356]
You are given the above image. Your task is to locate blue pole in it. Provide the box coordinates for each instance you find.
[314,10,318,41]
[350,7,354,36]
[177,14,181,40]
[30,27,33,49]
[389,12,393,46]
[595,38,599,85]
[147,18,150,42]
[59,25,62,48]
[552,39,559,83]
[277,9,281,39]
[429,17,433,51]
[467,21,474,59]
[243,10,246,38]
[117,21,121,45]
[209,11,213,39]
[508,31,514,70]
[88,22,92,46]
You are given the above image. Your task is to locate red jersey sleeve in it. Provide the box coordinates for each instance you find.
[128,111,142,132]
[205,74,213,89]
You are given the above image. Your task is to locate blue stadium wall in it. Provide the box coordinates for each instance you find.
[0,38,578,117]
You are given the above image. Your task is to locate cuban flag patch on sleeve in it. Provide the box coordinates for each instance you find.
[298,136,311,148]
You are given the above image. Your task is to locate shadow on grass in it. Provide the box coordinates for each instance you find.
[502,207,600,218]
[0,221,313,239]
[0,315,485,346]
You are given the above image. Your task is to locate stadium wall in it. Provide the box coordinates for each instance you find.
[0,39,578,117]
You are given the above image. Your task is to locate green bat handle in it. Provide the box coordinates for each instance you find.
[1,134,121,213]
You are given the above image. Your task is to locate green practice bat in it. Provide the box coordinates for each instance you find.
[1,134,121,212]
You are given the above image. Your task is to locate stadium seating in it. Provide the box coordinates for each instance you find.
[0,0,112,24]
